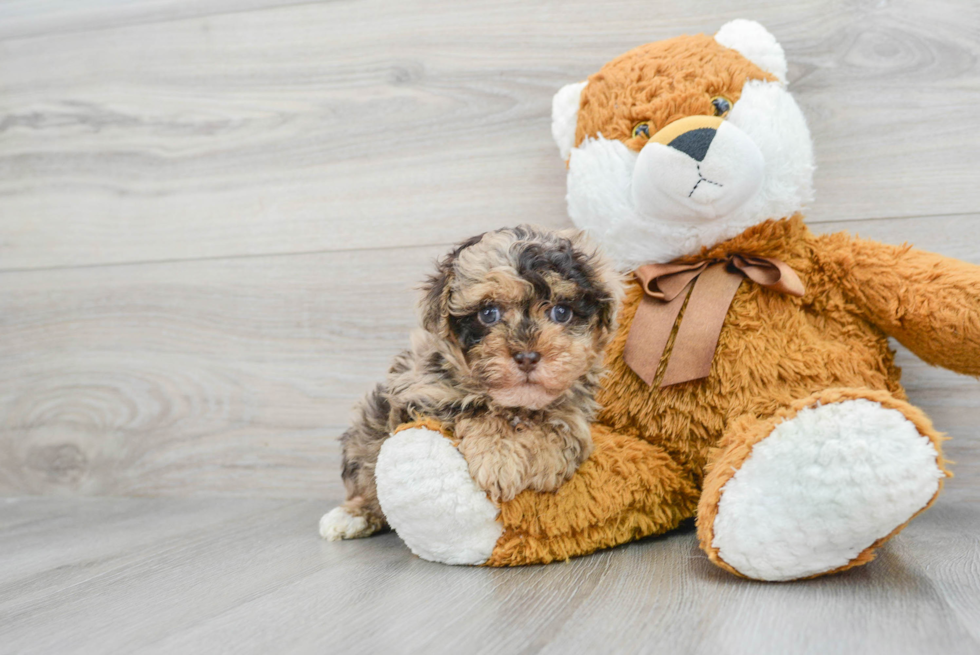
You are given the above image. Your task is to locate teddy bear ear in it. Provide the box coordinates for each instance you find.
[715,20,788,83]
[551,81,588,161]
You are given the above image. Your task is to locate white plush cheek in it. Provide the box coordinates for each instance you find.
[631,144,708,221]
[725,80,815,219]
[566,136,639,245]
[697,122,765,211]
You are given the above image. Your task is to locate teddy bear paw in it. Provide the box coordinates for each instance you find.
[711,399,944,581]
[375,427,503,565]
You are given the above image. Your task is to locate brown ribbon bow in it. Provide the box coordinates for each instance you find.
[624,254,805,387]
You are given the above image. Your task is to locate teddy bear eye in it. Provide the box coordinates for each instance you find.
[478,306,501,326]
[632,122,651,139]
[711,96,732,117]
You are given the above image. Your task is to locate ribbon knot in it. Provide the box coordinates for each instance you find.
[623,254,805,387]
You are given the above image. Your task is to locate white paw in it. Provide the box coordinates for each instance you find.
[319,506,370,541]
[375,427,503,565]
[713,399,944,581]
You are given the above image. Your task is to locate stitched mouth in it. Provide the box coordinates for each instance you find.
[688,163,723,198]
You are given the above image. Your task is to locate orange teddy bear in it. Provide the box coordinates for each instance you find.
[371,20,980,580]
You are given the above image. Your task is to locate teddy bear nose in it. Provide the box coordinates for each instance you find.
[668,127,717,162]
[513,351,541,372]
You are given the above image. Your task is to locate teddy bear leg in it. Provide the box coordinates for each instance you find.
[697,388,949,581]
[376,423,699,566]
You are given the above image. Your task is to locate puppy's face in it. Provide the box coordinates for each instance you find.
[421,226,621,410]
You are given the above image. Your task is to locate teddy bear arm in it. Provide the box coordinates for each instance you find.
[828,235,980,377]
[377,418,700,566]
[484,423,700,566]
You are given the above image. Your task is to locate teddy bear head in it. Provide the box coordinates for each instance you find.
[552,20,815,270]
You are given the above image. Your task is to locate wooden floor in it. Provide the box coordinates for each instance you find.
[2,0,980,652]
[1,492,979,655]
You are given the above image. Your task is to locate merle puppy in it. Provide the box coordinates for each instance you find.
[320,225,622,540]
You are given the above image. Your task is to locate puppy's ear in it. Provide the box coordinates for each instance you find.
[556,228,623,342]
[420,233,485,336]
[573,230,625,338]
[420,257,455,336]
[594,268,625,339]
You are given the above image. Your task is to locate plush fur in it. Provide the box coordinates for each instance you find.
[560,33,813,269]
[321,226,621,539]
[371,21,980,580]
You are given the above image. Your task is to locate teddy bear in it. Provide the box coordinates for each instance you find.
[370,20,980,581]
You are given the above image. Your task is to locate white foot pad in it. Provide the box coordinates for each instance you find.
[375,427,503,565]
[319,506,372,540]
[712,399,943,581]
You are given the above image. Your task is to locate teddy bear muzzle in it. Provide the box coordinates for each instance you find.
[631,115,765,224]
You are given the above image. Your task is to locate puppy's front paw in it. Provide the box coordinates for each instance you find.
[523,443,588,494]
[525,466,573,494]
[467,449,527,503]
[319,506,373,541]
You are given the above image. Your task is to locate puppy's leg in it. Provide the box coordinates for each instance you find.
[320,385,390,540]
[458,417,595,503]
[522,421,594,494]
[454,416,524,503]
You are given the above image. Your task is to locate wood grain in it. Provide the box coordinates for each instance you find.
[0,213,977,498]
[0,495,978,654]
[0,0,978,499]
[0,244,439,498]
[1,2,978,651]
[0,0,315,40]
[1,0,978,269]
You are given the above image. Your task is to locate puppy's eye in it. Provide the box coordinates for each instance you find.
[477,306,501,326]
[711,96,732,117]
[548,304,573,324]
[631,121,651,139]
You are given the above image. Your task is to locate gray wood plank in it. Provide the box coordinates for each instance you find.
[2,1,978,651]
[1,213,978,498]
[0,0,318,40]
[1,0,978,270]
[0,496,977,654]
[0,496,292,610]
[0,244,441,497]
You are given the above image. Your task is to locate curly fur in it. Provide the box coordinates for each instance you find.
[329,226,622,536]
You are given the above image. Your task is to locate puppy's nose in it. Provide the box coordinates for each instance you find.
[513,351,541,372]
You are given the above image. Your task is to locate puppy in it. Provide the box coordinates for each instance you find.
[320,226,622,540]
